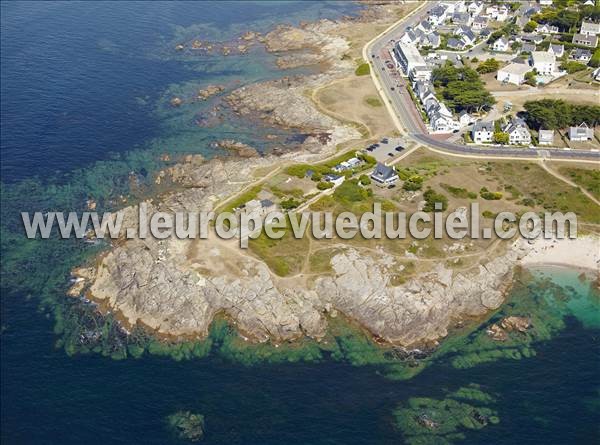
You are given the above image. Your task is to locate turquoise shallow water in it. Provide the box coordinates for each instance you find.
[1,2,600,443]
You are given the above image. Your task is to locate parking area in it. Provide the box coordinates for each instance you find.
[364,137,407,164]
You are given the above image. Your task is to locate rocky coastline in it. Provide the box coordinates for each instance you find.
[67,2,599,351]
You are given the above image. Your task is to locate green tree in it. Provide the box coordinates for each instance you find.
[524,70,537,86]
[560,61,587,74]
[493,132,509,144]
[476,58,500,74]
[524,20,538,33]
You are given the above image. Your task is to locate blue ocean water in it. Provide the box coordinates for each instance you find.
[1,2,600,444]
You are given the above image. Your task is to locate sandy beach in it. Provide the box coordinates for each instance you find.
[519,236,600,273]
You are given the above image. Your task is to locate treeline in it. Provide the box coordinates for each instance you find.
[432,62,495,113]
[532,2,600,33]
[523,99,600,130]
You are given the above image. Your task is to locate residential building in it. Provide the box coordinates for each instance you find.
[593,67,600,81]
[520,43,536,54]
[459,111,475,127]
[570,48,592,62]
[416,20,434,34]
[584,0,595,5]
[393,42,432,81]
[468,1,484,16]
[538,129,554,145]
[332,157,362,173]
[569,123,594,141]
[472,16,488,31]
[492,37,509,52]
[530,51,556,75]
[323,173,345,187]
[572,33,598,48]
[548,44,564,58]
[504,118,532,145]
[371,163,399,186]
[497,63,532,85]
[520,34,544,45]
[456,26,476,45]
[421,32,441,49]
[399,29,420,46]
[472,121,494,143]
[535,24,559,34]
[244,199,276,216]
[580,21,600,37]
[430,112,460,133]
[447,37,466,50]
[539,0,553,5]
[428,5,448,26]
[452,12,472,26]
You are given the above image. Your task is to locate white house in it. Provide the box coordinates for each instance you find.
[580,21,600,37]
[416,20,434,35]
[492,37,509,52]
[468,1,484,16]
[452,12,472,26]
[430,112,460,133]
[568,123,594,141]
[371,163,399,186]
[539,0,553,5]
[428,5,448,26]
[570,48,592,62]
[456,26,477,45]
[530,51,556,75]
[572,33,598,48]
[472,121,494,143]
[538,129,554,145]
[536,24,559,34]
[323,173,345,187]
[459,111,475,127]
[497,63,532,85]
[472,16,488,31]
[504,118,532,145]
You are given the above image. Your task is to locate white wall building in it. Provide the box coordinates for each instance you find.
[394,42,432,81]
[472,121,494,143]
[530,51,556,75]
[492,38,509,52]
[504,118,532,145]
[497,63,532,85]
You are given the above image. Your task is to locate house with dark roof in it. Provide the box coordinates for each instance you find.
[548,44,564,58]
[370,163,399,186]
[570,48,592,62]
[503,118,531,145]
[447,37,466,50]
[471,121,494,143]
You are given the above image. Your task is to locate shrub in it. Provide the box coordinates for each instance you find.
[358,174,371,186]
[560,61,587,74]
[403,175,424,191]
[480,187,503,200]
[317,181,334,190]
[493,132,509,145]
[423,189,448,212]
[355,63,370,76]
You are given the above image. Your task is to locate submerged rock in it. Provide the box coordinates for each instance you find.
[167,411,205,442]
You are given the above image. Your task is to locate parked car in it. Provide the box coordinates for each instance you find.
[395,146,404,152]
[391,87,395,91]
[381,138,389,143]
[387,152,394,157]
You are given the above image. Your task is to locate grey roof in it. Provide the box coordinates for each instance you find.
[452,12,471,24]
[427,33,441,46]
[480,28,492,37]
[472,121,494,133]
[371,163,397,181]
[461,29,476,42]
[419,20,433,32]
[505,118,529,134]
[324,173,343,181]
[430,5,447,17]
[572,48,592,59]
[521,43,536,53]
[521,34,544,44]
[473,16,487,25]
[260,199,274,208]
[447,38,465,49]
[569,123,593,139]
[572,33,598,46]
[549,44,564,54]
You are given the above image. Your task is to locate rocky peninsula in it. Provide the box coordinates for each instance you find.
[68,2,599,351]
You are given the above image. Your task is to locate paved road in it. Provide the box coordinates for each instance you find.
[366,2,600,162]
